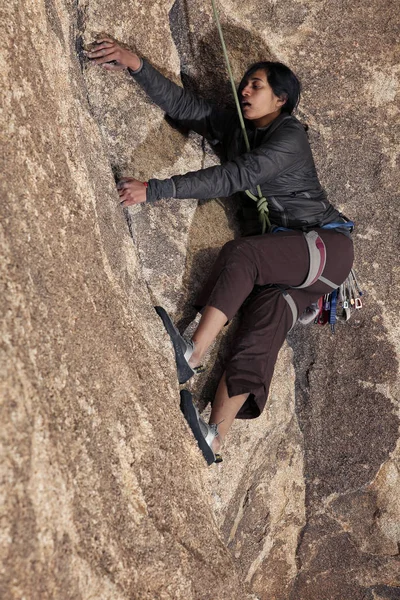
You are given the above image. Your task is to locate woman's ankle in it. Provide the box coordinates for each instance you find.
[188,307,228,369]
[211,432,222,453]
[187,343,203,369]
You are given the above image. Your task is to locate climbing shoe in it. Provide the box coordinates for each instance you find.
[155,306,197,384]
[180,390,222,466]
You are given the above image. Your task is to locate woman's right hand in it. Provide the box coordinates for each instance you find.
[86,38,141,72]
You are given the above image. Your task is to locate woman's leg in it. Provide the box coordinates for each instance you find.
[188,306,228,369]
[208,372,249,452]
[188,231,354,456]
[223,286,294,421]
[190,229,353,375]
[189,233,308,369]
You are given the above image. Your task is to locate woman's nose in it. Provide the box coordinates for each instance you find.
[242,86,250,96]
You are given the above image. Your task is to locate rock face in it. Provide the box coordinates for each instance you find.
[1,1,399,600]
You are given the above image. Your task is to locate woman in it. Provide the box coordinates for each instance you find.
[87,38,354,465]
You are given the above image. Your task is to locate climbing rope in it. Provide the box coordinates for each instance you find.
[210,0,271,232]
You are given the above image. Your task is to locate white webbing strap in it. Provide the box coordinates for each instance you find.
[318,275,339,289]
[293,231,327,289]
[281,290,298,332]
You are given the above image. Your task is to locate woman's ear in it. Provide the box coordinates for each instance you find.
[277,93,288,108]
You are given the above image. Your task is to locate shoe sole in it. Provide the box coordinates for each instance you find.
[180,390,215,466]
[155,306,195,384]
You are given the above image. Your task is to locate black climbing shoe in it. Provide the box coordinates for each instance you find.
[155,306,196,384]
[180,390,222,466]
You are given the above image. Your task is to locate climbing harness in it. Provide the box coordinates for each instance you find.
[278,228,338,331]
[211,0,271,233]
[274,221,364,333]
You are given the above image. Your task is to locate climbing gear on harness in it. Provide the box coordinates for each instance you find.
[310,270,364,331]
[280,230,340,330]
[155,306,204,384]
[316,295,329,325]
[211,0,271,233]
[329,288,338,333]
[336,269,363,317]
[308,269,364,333]
[281,227,363,332]
[272,220,363,333]
[180,390,222,465]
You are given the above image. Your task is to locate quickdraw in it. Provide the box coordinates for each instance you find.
[322,269,363,333]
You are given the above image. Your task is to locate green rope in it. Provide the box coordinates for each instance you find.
[210,0,271,232]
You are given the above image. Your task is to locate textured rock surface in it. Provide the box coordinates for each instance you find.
[1,0,399,599]
[0,2,246,599]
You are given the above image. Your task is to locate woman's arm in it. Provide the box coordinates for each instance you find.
[130,59,234,142]
[117,120,307,207]
[147,122,306,202]
[87,38,233,142]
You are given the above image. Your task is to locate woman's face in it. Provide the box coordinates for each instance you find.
[240,69,286,127]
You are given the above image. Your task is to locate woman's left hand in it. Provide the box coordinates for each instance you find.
[117,178,147,206]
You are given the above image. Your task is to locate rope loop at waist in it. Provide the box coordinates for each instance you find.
[245,189,271,233]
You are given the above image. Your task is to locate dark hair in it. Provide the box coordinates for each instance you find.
[238,61,301,114]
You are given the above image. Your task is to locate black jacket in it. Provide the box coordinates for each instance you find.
[130,60,341,233]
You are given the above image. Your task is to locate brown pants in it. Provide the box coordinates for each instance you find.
[195,230,354,419]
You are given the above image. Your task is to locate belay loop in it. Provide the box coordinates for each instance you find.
[211,0,271,232]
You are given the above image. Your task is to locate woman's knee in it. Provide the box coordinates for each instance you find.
[220,239,240,254]
[220,238,252,259]
[215,239,242,265]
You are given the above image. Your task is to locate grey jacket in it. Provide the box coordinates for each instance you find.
[130,60,342,234]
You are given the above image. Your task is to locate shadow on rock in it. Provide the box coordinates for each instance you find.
[170,0,275,104]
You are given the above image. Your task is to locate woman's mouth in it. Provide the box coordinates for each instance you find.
[241,101,251,110]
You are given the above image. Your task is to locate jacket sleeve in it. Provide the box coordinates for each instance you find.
[146,122,307,202]
[130,59,234,142]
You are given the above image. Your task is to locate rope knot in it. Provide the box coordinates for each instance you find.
[245,189,271,233]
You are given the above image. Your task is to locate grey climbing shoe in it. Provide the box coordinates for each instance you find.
[155,306,196,384]
[180,390,222,465]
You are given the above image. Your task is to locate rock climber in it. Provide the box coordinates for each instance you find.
[87,38,354,465]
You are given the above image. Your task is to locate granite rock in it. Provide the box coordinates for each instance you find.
[1,0,399,598]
